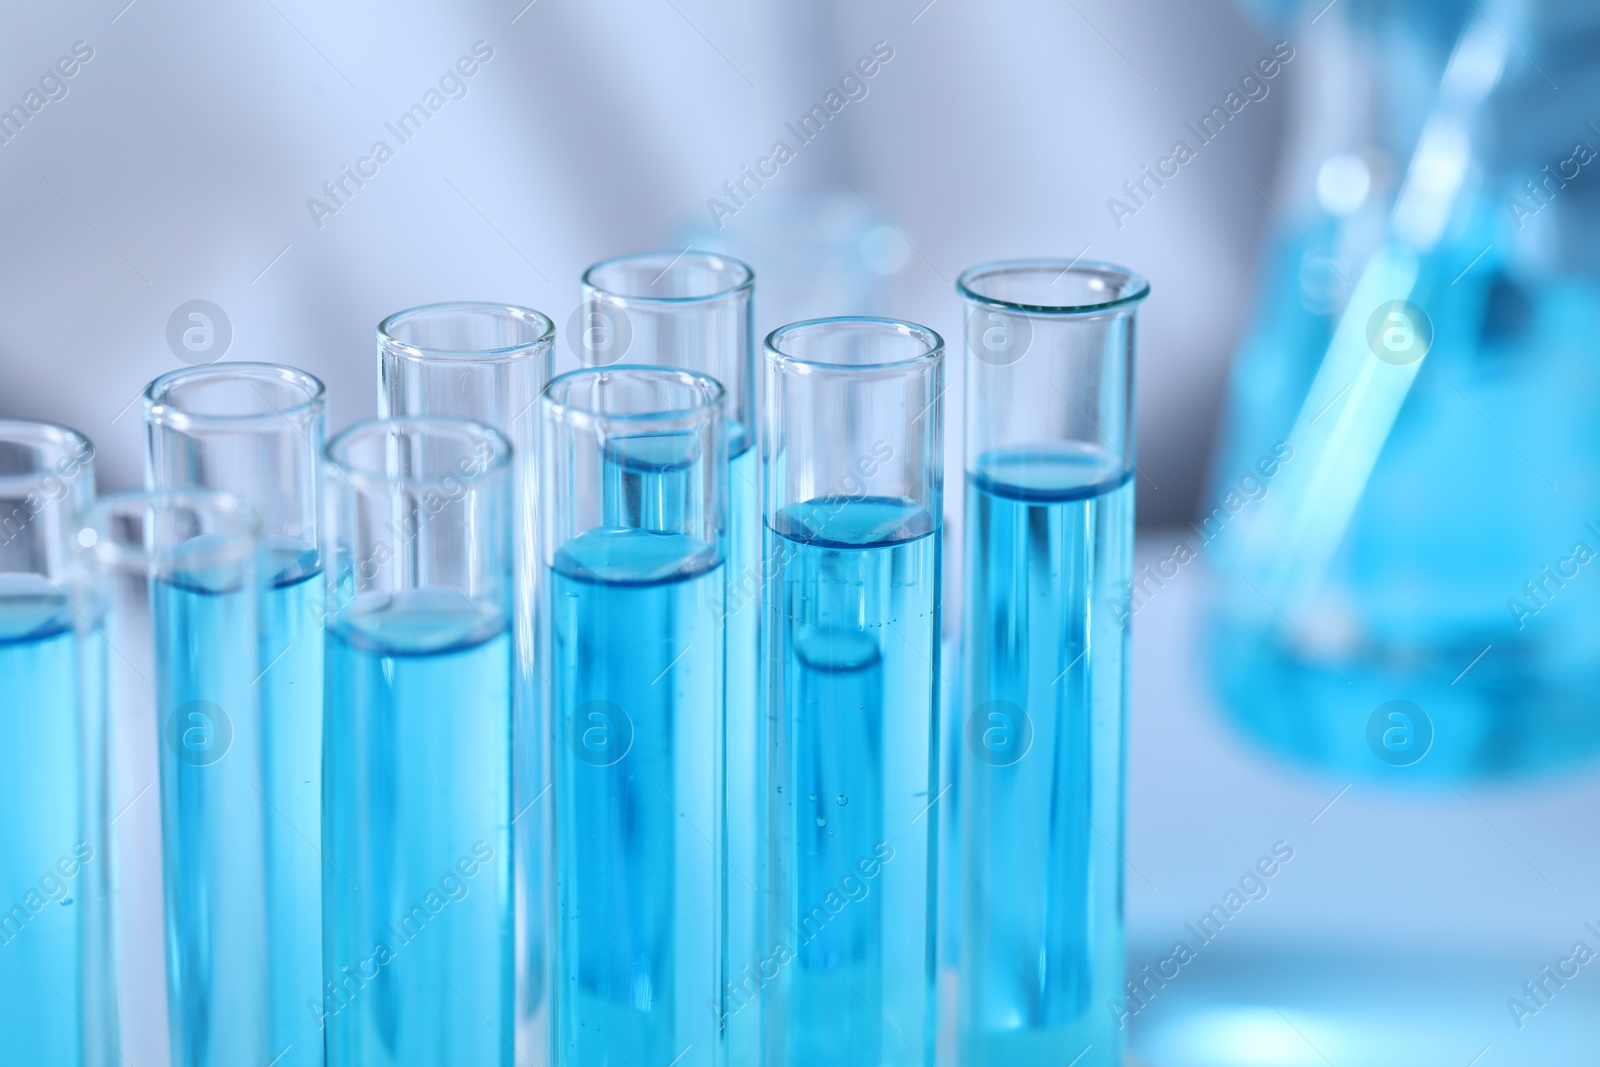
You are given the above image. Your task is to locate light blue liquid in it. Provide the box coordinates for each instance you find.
[322,589,513,1067]
[722,443,762,1065]
[1210,218,1600,779]
[765,497,940,1067]
[155,538,324,1067]
[0,576,106,1066]
[549,525,724,1067]
[959,445,1132,1066]
[262,542,326,1067]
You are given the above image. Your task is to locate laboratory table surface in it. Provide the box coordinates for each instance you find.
[1124,532,1600,1067]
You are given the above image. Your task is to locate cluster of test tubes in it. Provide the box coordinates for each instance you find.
[0,252,1147,1066]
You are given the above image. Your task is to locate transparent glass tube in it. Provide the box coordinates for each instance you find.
[143,363,327,1067]
[81,487,264,1067]
[954,260,1148,1066]
[376,301,555,1060]
[580,249,763,1061]
[540,367,726,1067]
[580,253,754,442]
[319,416,515,1066]
[0,421,113,1067]
[761,318,943,1067]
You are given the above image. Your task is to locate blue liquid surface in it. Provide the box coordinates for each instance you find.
[550,524,724,1067]
[322,588,513,1067]
[959,445,1132,1065]
[765,497,940,1067]
[0,576,107,1066]
[155,538,325,1067]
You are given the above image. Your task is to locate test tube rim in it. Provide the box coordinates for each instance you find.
[956,258,1151,316]
[582,249,755,305]
[324,415,513,495]
[77,486,260,573]
[143,362,327,431]
[377,301,556,364]
[0,418,94,495]
[540,365,726,427]
[764,315,944,374]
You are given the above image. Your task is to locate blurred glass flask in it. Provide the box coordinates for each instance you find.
[1208,0,1600,777]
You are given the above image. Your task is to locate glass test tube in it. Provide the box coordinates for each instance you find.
[762,318,943,1067]
[579,250,762,1061]
[0,421,114,1066]
[320,417,515,1066]
[78,488,260,1067]
[954,260,1148,1065]
[377,302,554,1060]
[541,367,727,1067]
[144,363,326,1067]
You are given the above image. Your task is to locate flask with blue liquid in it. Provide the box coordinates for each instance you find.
[1209,0,1600,777]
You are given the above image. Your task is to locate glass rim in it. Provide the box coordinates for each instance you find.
[78,487,260,572]
[582,250,755,305]
[0,419,93,493]
[144,362,326,428]
[377,301,556,363]
[956,258,1151,316]
[541,365,726,426]
[324,416,513,493]
[764,316,944,373]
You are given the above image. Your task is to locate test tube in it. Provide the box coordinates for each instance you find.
[320,417,515,1065]
[0,421,114,1066]
[579,250,762,1060]
[762,318,943,1067]
[144,363,326,1067]
[377,302,555,1059]
[954,260,1148,1065]
[540,367,726,1066]
[77,487,260,1066]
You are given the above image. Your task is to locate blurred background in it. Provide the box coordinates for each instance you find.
[3,0,1597,1063]
[0,0,1273,519]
